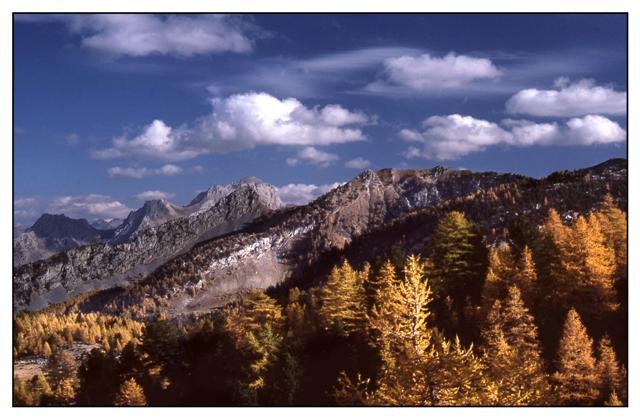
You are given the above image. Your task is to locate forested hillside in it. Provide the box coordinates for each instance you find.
[14,193,627,406]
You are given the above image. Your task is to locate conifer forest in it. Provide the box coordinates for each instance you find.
[13,195,627,406]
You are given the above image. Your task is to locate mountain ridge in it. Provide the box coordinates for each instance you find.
[13,159,626,315]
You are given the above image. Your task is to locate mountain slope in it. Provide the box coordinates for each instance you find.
[14,159,626,315]
[98,159,625,318]
[13,180,282,310]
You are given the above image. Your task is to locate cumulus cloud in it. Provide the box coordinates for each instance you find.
[93,92,368,163]
[19,14,255,58]
[277,182,344,206]
[564,115,627,144]
[505,79,627,117]
[287,147,339,167]
[133,190,175,201]
[345,157,371,169]
[401,113,626,160]
[372,52,501,91]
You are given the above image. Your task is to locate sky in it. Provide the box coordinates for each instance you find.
[13,13,627,230]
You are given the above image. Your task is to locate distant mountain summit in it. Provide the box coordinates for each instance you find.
[111,199,188,244]
[13,214,113,267]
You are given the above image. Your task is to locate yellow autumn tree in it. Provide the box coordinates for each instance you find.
[368,255,487,406]
[114,377,147,406]
[596,194,627,281]
[546,211,618,323]
[481,243,516,313]
[319,260,366,336]
[552,308,600,405]
[596,335,626,404]
[481,286,550,405]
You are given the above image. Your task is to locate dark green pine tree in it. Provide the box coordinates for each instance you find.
[429,211,487,334]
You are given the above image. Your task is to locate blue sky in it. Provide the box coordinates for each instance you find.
[13,14,627,229]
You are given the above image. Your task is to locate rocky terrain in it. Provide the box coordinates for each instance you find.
[13,178,282,310]
[13,159,627,316]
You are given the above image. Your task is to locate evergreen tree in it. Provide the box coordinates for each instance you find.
[430,211,487,322]
[553,309,599,405]
[114,377,147,406]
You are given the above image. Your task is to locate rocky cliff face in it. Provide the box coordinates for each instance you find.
[13,180,282,310]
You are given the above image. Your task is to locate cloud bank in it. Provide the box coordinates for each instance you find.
[401,113,626,160]
[93,92,368,163]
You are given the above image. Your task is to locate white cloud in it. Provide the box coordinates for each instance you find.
[133,190,175,201]
[400,114,512,160]
[565,115,627,144]
[505,79,627,117]
[93,120,201,162]
[20,14,255,58]
[287,146,339,167]
[93,92,368,162]
[107,166,151,179]
[401,113,626,160]
[377,52,501,90]
[107,163,184,178]
[277,182,344,205]
[345,157,371,169]
[158,164,183,176]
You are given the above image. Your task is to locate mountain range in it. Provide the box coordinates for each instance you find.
[13,159,627,314]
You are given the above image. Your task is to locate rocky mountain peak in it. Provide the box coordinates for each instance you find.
[29,213,100,240]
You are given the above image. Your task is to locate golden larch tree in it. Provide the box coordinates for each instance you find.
[114,377,147,406]
[552,308,600,405]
